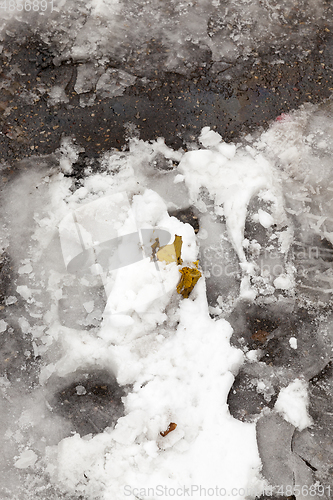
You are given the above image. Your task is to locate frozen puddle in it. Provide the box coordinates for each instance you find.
[1,102,333,500]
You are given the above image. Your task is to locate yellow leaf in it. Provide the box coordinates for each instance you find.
[177,262,201,298]
[156,235,183,265]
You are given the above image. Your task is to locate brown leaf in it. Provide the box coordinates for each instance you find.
[160,422,177,437]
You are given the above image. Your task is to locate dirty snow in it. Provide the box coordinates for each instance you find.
[0,0,331,76]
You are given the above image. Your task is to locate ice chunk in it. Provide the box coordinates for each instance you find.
[216,142,237,160]
[256,413,313,491]
[0,320,7,333]
[96,69,136,99]
[5,296,17,305]
[58,137,82,174]
[199,127,222,148]
[74,63,101,94]
[174,174,185,184]
[14,449,37,469]
[273,274,293,290]
[75,385,87,395]
[48,86,69,106]
[18,263,33,274]
[16,285,32,300]
[257,209,274,228]
[18,317,31,334]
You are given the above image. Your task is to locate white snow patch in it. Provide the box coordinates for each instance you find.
[257,209,274,228]
[0,320,8,333]
[3,106,332,497]
[18,263,33,275]
[46,292,263,498]
[48,86,69,106]
[199,126,223,148]
[273,274,293,290]
[5,296,17,305]
[16,285,32,300]
[289,337,297,349]
[179,131,288,298]
[275,379,313,431]
[173,174,185,184]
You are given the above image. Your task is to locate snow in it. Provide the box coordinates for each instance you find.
[48,86,69,106]
[16,285,32,300]
[289,337,298,349]
[5,296,17,305]
[199,127,223,148]
[275,379,313,431]
[18,263,33,275]
[45,291,261,499]
[178,128,289,300]
[95,69,136,99]
[74,63,101,94]
[0,0,331,77]
[0,129,273,499]
[14,449,38,469]
[273,274,294,290]
[2,100,333,498]
[83,301,95,314]
[256,209,275,229]
[0,319,8,333]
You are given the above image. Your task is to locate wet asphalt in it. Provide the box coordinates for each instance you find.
[1,28,333,164]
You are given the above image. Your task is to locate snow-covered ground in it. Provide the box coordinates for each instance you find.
[1,1,333,500]
[1,101,333,499]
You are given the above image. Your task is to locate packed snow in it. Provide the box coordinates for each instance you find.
[275,378,313,431]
